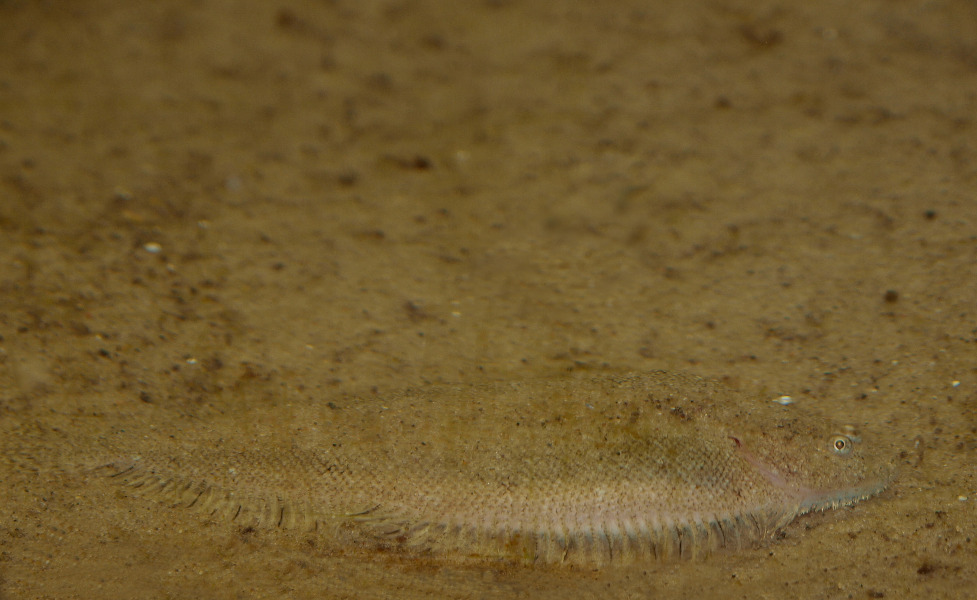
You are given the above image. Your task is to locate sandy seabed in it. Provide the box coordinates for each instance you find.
[1,1,975,598]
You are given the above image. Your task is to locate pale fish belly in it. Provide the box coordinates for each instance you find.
[95,371,895,566]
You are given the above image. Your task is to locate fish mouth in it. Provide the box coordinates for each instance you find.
[796,464,896,514]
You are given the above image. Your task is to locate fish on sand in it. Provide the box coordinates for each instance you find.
[18,371,897,566]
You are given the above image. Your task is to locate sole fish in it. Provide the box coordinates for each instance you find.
[83,371,894,566]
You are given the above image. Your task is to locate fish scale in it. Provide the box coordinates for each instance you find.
[82,371,894,566]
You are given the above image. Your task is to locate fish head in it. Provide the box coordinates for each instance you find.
[725,403,897,512]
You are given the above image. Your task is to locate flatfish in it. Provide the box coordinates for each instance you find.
[91,371,894,566]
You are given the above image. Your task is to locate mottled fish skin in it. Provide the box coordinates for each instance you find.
[91,371,894,566]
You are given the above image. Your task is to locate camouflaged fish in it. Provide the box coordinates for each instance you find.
[93,371,895,566]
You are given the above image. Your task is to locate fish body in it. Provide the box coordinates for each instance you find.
[99,371,894,565]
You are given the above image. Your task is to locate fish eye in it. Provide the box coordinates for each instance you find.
[829,434,853,456]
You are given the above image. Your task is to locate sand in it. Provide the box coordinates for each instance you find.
[0,1,975,598]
